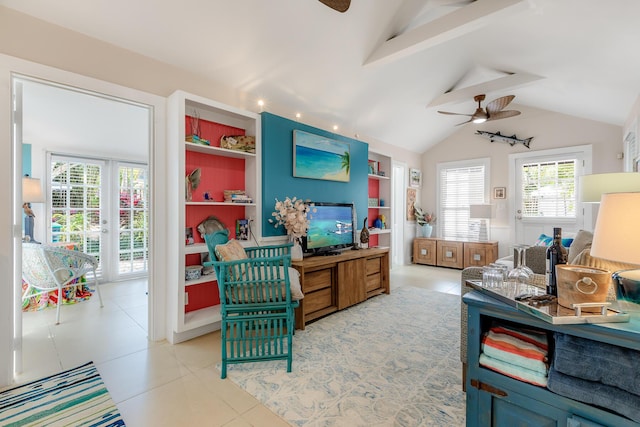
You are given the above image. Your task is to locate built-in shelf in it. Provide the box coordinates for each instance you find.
[368,173,390,180]
[184,275,216,287]
[182,305,222,331]
[370,228,391,235]
[368,206,391,210]
[185,141,256,159]
[185,202,256,207]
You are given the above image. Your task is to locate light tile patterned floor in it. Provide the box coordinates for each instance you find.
[16,264,462,426]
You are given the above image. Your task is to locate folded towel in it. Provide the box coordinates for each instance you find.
[482,326,549,375]
[480,353,548,387]
[491,324,549,352]
[554,333,640,397]
[548,367,640,423]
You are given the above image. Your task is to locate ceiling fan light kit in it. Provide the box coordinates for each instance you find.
[438,93,521,126]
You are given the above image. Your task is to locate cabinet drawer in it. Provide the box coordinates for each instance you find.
[437,240,464,269]
[413,238,437,265]
[366,272,381,292]
[366,257,381,275]
[305,288,333,313]
[304,268,333,293]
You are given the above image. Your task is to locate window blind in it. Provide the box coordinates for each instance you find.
[521,159,576,218]
[438,161,487,240]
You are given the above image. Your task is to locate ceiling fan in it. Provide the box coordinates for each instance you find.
[438,94,521,126]
[318,0,351,12]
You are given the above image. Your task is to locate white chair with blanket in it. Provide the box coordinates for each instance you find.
[22,243,103,324]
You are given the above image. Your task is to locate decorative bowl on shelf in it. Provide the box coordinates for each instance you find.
[185,265,203,281]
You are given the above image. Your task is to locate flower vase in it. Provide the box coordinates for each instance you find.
[290,238,303,261]
[420,224,433,238]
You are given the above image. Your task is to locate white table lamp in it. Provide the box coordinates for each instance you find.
[590,192,640,309]
[22,175,45,243]
[470,204,492,241]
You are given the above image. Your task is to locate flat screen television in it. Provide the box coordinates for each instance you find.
[301,202,355,255]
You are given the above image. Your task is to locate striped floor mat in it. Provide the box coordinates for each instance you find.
[0,361,125,426]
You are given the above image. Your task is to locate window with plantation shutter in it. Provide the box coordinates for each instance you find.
[521,159,576,218]
[437,158,489,240]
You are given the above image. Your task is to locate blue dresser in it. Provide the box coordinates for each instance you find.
[464,290,640,427]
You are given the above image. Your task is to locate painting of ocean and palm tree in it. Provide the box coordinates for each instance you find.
[293,129,350,182]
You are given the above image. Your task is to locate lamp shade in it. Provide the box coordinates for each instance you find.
[22,176,45,204]
[469,204,492,219]
[579,172,640,203]
[590,192,640,265]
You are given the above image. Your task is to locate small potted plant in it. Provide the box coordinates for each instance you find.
[414,204,436,237]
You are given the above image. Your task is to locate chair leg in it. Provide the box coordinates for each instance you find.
[92,270,104,308]
[55,286,62,325]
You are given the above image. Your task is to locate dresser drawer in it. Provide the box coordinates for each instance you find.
[303,268,333,293]
[305,288,333,313]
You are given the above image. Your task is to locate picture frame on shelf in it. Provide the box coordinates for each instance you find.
[409,168,422,188]
[368,160,379,175]
[493,187,506,199]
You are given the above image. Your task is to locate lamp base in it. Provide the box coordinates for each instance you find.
[24,215,39,244]
[612,269,640,312]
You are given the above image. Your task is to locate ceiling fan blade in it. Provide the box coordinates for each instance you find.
[437,110,473,116]
[318,0,351,12]
[485,95,515,114]
[486,110,521,121]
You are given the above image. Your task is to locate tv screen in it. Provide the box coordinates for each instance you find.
[302,202,354,255]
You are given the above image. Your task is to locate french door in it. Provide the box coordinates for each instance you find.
[50,155,149,281]
[510,145,592,245]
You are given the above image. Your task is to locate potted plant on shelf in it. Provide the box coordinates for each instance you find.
[269,197,315,260]
[414,204,436,238]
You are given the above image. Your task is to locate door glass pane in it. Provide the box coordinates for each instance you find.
[118,164,149,275]
[50,157,103,275]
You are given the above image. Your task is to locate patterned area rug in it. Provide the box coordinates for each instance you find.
[224,286,466,426]
[0,361,125,426]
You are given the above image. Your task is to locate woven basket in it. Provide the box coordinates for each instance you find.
[556,264,611,311]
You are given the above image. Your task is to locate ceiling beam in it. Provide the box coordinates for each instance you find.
[427,71,544,107]
[364,0,530,67]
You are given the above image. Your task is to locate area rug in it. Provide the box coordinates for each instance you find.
[0,361,125,426]
[223,286,466,426]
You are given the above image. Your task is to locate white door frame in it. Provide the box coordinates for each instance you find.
[392,161,406,265]
[2,54,167,385]
[508,144,593,245]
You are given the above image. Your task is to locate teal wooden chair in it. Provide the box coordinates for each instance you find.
[205,241,298,379]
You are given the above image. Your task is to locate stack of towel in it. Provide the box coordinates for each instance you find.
[548,333,640,423]
[479,323,549,387]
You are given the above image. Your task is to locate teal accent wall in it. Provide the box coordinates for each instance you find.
[261,112,368,237]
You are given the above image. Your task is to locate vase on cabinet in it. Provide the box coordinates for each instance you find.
[290,238,303,261]
[419,224,433,238]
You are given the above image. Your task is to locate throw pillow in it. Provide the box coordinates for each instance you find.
[568,230,593,264]
[287,267,304,300]
[215,239,247,262]
[534,234,553,246]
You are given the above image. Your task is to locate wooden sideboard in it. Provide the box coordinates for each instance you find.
[292,247,390,329]
[413,238,498,269]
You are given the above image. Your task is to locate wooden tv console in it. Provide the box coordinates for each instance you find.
[291,247,390,330]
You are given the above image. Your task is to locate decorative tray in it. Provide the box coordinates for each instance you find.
[467,280,630,324]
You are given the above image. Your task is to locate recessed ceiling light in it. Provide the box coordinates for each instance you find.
[295,113,301,120]
[333,125,338,131]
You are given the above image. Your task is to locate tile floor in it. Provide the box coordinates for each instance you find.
[13,264,462,426]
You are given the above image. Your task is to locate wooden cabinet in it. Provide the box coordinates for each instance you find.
[413,238,498,269]
[167,90,260,344]
[463,242,498,268]
[292,247,389,329]
[464,291,640,427]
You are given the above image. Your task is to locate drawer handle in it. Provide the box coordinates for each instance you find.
[470,379,508,397]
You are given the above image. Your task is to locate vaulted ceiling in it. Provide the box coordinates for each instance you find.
[2,0,639,153]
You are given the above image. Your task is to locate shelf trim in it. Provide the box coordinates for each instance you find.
[368,174,390,180]
[184,141,256,159]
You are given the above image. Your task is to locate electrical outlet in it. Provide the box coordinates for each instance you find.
[184,292,189,306]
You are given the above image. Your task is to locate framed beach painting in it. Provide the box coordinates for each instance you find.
[293,130,350,182]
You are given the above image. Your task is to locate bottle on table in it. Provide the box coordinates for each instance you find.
[546,227,568,296]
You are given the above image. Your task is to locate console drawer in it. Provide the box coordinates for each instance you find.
[304,268,333,293]
[305,288,333,313]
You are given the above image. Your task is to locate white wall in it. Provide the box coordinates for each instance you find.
[420,104,623,256]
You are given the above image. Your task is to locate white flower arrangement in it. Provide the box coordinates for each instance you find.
[269,197,315,240]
